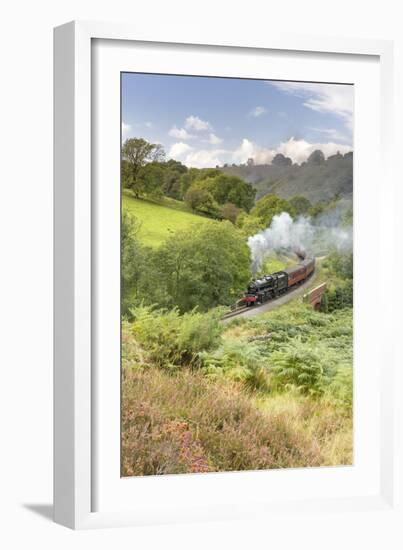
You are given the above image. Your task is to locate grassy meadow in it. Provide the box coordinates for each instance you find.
[122,190,214,247]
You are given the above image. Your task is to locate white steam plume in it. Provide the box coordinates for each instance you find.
[248,212,352,273]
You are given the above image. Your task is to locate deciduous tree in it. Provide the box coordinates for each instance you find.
[251,194,296,226]
[288,195,312,216]
[122,138,165,197]
[154,222,251,312]
[221,202,241,224]
[121,211,148,314]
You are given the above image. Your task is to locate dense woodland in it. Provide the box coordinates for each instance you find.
[121,137,354,476]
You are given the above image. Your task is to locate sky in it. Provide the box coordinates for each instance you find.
[121,73,354,168]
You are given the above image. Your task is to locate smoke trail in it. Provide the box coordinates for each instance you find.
[248,212,352,273]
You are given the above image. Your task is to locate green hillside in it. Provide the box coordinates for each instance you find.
[122,191,215,247]
[221,151,353,204]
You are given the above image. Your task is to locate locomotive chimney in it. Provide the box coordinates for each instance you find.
[294,247,306,261]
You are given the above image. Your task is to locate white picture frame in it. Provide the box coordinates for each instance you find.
[54,20,399,531]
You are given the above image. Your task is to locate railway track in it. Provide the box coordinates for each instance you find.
[222,305,249,320]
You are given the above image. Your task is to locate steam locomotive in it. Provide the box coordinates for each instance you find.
[242,257,315,306]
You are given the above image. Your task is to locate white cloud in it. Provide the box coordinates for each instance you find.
[122,121,131,139]
[168,136,352,168]
[169,117,214,141]
[232,139,263,164]
[184,149,227,168]
[168,126,194,140]
[271,81,353,136]
[206,133,223,145]
[168,142,193,158]
[250,106,267,117]
[185,115,212,131]
[230,139,274,165]
[275,137,351,164]
[168,141,225,168]
[145,121,153,128]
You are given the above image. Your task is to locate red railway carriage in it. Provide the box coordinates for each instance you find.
[303,257,315,277]
[284,264,307,287]
[284,257,315,288]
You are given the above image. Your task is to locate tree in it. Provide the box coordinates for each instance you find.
[184,186,220,217]
[122,138,165,197]
[251,194,296,226]
[138,163,165,198]
[288,195,312,216]
[342,204,353,227]
[236,213,265,238]
[179,168,200,198]
[272,153,292,167]
[197,168,222,181]
[325,251,353,280]
[121,211,148,314]
[193,174,256,212]
[154,222,252,312]
[162,159,188,199]
[221,202,241,224]
[321,282,353,312]
[308,201,326,218]
[121,160,132,189]
[307,149,325,165]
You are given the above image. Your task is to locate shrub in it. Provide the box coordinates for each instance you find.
[269,337,337,396]
[242,363,271,393]
[221,202,241,224]
[250,303,320,346]
[322,250,353,280]
[321,281,353,312]
[201,340,270,392]
[121,211,149,315]
[128,306,223,369]
[184,186,221,217]
[325,366,353,411]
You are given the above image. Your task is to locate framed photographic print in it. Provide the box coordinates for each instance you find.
[54,21,398,531]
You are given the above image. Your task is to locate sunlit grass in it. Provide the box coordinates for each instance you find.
[255,392,352,466]
[122,190,215,247]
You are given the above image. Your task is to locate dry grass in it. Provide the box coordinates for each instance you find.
[255,393,352,466]
[121,368,333,477]
[222,323,258,341]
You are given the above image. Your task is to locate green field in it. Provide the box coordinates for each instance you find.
[122,191,215,246]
